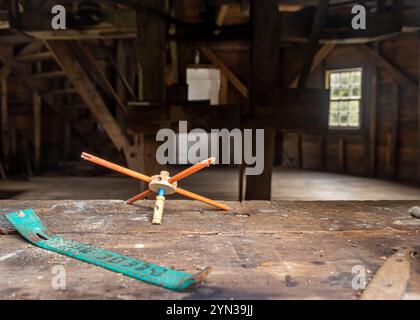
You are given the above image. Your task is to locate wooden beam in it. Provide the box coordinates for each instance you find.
[0,44,94,151]
[135,0,166,102]
[99,39,136,101]
[200,46,248,98]
[1,77,8,171]
[33,92,42,172]
[219,72,228,104]
[298,0,330,88]
[215,4,230,36]
[357,44,418,91]
[74,42,127,114]
[45,40,130,151]
[245,0,279,200]
[386,83,399,179]
[417,32,420,184]
[338,138,346,173]
[296,133,303,168]
[368,54,378,176]
[290,43,335,88]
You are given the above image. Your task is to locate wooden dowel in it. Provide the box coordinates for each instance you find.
[127,189,154,204]
[81,152,151,183]
[175,187,230,211]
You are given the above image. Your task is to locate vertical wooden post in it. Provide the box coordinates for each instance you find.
[135,0,166,102]
[63,122,71,161]
[320,136,327,170]
[1,78,8,170]
[33,92,42,172]
[417,32,420,184]
[296,133,303,169]
[298,0,330,88]
[368,54,378,176]
[338,138,346,173]
[245,0,279,200]
[219,73,228,104]
[387,83,399,179]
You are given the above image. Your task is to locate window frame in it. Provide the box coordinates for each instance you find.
[325,67,363,131]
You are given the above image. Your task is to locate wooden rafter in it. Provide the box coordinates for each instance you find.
[357,44,418,91]
[45,40,130,151]
[297,0,329,88]
[200,46,248,98]
[289,43,336,88]
[0,44,94,151]
[74,41,127,114]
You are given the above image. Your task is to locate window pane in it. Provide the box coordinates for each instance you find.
[351,71,361,85]
[340,87,350,98]
[341,72,350,86]
[351,86,361,98]
[330,73,340,87]
[339,101,348,112]
[340,113,349,125]
[349,113,359,126]
[349,100,359,112]
[331,87,341,99]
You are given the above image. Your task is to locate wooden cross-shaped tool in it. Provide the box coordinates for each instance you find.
[81,152,230,224]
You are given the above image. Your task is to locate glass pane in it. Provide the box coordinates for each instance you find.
[330,101,338,112]
[349,113,359,127]
[329,113,340,126]
[330,73,340,87]
[341,72,350,86]
[340,87,350,98]
[351,86,361,98]
[349,100,359,112]
[351,71,361,85]
[340,113,349,125]
[331,87,341,99]
[339,101,349,112]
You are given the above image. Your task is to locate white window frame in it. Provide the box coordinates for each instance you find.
[326,68,363,129]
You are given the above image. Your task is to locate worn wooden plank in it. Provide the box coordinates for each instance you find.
[0,200,419,299]
[361,247,412,300]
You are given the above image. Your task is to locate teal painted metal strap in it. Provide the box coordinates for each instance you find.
[5,209,210,291]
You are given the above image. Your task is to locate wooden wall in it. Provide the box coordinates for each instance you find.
[283,33,419,183]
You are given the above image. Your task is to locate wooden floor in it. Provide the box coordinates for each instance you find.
[1,200,419,299]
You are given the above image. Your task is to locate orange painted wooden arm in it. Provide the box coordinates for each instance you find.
[169,157,215,183]
[127,189,154,204]
[81,152,151,183]
[175,187,230,211]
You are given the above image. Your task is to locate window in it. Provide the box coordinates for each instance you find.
[187,68,220,105]
[327,68,362,128]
